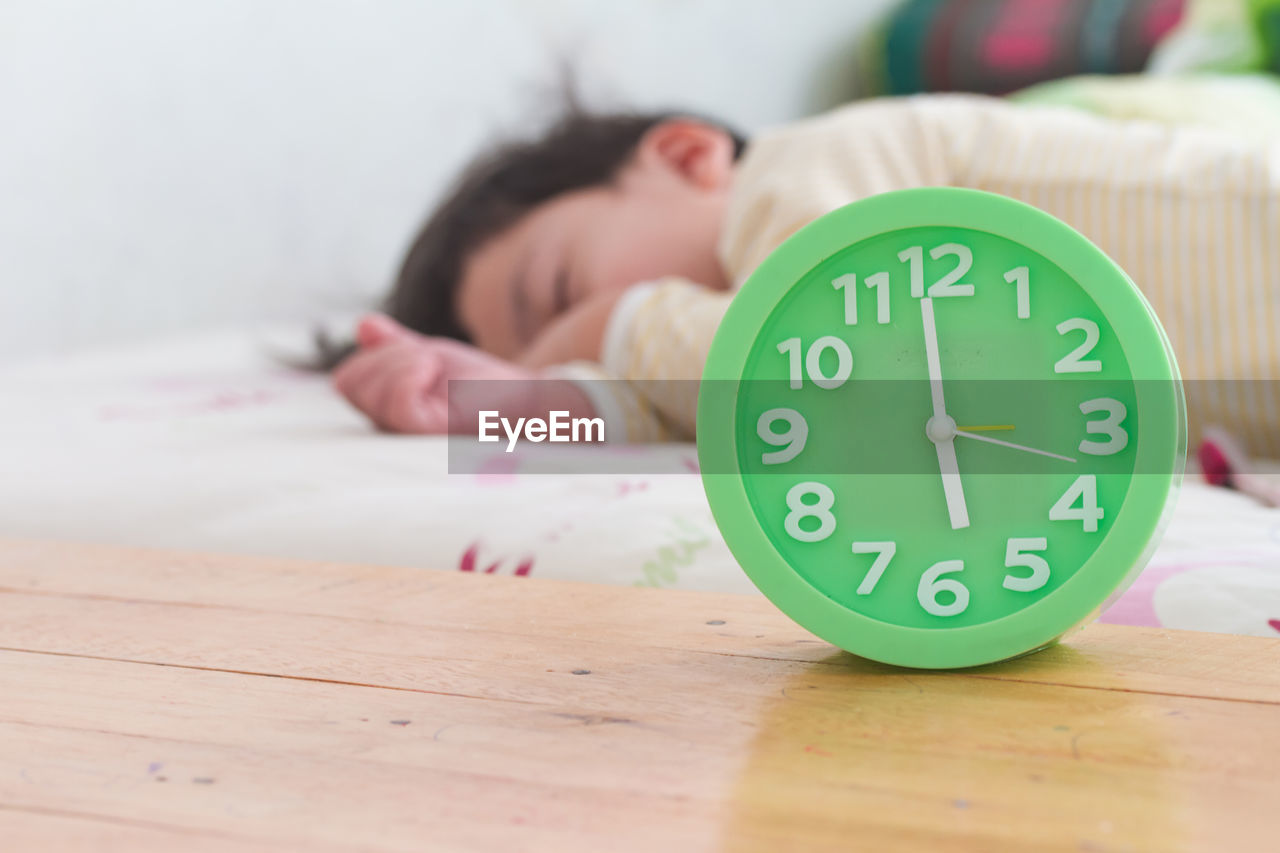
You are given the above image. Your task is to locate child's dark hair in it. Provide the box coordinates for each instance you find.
[316,106,747,368]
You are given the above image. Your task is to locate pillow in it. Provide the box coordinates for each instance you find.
[859,0,1187,95]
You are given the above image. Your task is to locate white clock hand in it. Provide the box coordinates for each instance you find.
[933,436,970,530]
[920,297,970,530]
[920,297,947,419]
[955,430,1078,464]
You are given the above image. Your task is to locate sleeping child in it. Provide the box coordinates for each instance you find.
[332,83,1280,456]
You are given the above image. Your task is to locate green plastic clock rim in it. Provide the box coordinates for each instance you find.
[697,187,1185,670]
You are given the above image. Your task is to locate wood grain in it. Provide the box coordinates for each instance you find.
[0,537,1277,851]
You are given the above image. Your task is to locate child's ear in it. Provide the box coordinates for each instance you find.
[635,119,736,190]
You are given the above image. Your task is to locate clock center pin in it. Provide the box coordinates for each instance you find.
[926,414,958,443]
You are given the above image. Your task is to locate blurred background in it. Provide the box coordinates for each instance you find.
[11,0,1261,362]
[1,0,904,361]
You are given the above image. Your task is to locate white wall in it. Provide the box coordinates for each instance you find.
[0,0,896,359]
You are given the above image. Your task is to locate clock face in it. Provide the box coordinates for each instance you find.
[699,189,1184,669]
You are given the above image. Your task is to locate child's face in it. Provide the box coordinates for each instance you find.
[455,120,738,361]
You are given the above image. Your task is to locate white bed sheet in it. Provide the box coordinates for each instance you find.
[2,328,1278,637]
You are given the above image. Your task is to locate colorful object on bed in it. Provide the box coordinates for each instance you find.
[698,188,1186,669]
[1198,426,1280,506]
[860,0,1186,95]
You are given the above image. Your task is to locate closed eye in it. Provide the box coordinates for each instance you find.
[551,267,571,317]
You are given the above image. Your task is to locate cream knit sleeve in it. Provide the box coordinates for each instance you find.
[594,278,735,441]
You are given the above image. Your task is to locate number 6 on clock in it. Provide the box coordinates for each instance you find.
[918,560,970,617]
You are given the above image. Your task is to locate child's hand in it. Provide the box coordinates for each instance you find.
[333,315,541,434]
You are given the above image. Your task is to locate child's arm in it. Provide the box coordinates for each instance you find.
[501,277,733,441]
[496,284,713,441]
[516,289,627,369]
[593,280,734,438]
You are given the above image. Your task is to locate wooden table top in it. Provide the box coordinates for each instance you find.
[1,538,1277,852]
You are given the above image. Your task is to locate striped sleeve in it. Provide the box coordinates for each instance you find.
[598,278,735,440]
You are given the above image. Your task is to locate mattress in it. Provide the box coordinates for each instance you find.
[1,327,1277,638]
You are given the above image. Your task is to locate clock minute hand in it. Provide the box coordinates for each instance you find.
[921,296,949,420]
[920,297,970,530]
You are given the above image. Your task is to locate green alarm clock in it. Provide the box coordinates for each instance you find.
[697,188,1184,669]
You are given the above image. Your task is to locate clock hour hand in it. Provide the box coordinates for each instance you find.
[920,297,970,530]
[932,435,970,530]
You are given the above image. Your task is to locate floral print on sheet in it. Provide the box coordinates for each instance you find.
[457,445,1280,636]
